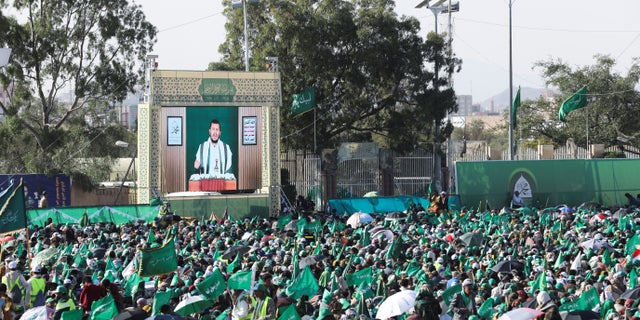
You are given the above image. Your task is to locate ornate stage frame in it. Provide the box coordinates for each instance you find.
[137,70,282,215]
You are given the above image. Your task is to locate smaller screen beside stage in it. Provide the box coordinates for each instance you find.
[184,106,262,192]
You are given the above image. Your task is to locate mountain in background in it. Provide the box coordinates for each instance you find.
[480,86,555,113]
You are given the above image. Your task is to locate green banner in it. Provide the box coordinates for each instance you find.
[227,270,252,291]
[558,287,599,312]
[278,304,301,320]
[291,87,315,116]
[345,266,372,287]
[285,266,319,300]
[28,205,160,226]
[0,179,27,234]
[89,294,118,320]
[456,159,640,209]
[139,238,178,277]
[197,268,226,299]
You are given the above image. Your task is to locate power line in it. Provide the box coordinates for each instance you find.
[158,12,224,33]
[457,17,640,33]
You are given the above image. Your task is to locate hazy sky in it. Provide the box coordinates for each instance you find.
[138,0,640,103]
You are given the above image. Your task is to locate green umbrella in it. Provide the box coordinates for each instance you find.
[174,295,214,316]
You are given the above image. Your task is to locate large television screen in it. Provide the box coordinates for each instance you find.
[173,106,261,192]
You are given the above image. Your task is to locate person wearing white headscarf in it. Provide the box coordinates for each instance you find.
[536,291,561,320]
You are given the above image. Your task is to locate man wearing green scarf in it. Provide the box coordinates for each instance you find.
[450,279,477,320]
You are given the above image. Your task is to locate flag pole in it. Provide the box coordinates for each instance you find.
[586,106,590,158]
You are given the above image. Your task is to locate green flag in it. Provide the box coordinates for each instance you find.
[529,271,546,295]
[0,179,27,234]
[227,270,252,291]
[79,209,90,227]
[278,304,301,320]
[284,266,319,300]
[558,287,599,312]
[512,86,521,129]
[441,284,461,308]
[345,266,372,287]
[291,87,315,116]
[631,268,638,290]
[122,272,142,298]
[558,86,588,122]
[227,253,241,273]
[89,294,118,320]
[278,213,293,229]
[60,309,83,320]
[147,230,156,245]
[139,237,178,277]
[152,290,172,316]
[477,297,495,319]
[151,291,172,316]
[627,234,640,255]
[197,268,226,300]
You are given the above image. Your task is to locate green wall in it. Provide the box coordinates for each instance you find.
[167,194,270,221]
[456,159,640,209]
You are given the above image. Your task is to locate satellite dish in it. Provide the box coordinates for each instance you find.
[566,138,577,159]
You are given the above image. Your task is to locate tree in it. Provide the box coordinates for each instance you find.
[0,0,156,183]
[519,55,640,149]
[212,0,459,154]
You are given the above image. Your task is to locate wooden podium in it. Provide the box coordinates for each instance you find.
[188,179,237,191]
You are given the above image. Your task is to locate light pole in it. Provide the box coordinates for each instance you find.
[114,140,136,205]
[232,0,259,72]
[508,0,514,160]
[415,0,458,193]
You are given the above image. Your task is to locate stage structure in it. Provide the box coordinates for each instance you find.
[137,70,282,216]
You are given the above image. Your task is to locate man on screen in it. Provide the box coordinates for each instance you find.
[194,119,233,176]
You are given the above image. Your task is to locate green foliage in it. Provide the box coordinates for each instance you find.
[526,55,640,148]
[0,0,155,184]
[213,0,459,154]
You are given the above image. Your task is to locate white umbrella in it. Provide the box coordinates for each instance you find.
[372,230,394,241]
[580,238,614,252]
[347,212,374,228]
[20,306,53,320]
[497,307,543,320]
[375,290,417,319]
[363,191,379,197]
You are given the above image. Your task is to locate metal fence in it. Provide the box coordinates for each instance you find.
[281,148,436,201]
[452,145,640,162]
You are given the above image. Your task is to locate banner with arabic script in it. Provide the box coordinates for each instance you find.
[291,87,315,116]
[0,179,27,234]
[138,237,178,277]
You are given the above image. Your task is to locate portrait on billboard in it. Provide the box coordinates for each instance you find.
[186,107,239,191]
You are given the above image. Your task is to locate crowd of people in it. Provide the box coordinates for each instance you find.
[1,198,640,320]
